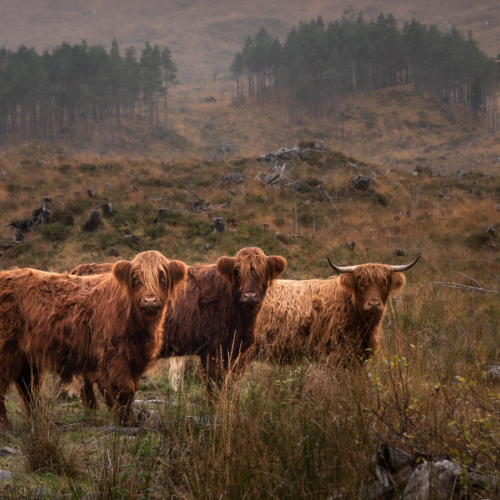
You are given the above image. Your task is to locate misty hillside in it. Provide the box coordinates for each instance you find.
[2,0,500,82]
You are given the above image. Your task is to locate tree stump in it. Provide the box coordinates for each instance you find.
[87,187,96,199]
[99,202,113,218]
[104,183,111,190]
[155,208,169,224]
[213,218,226,233]
[83,210,101,232]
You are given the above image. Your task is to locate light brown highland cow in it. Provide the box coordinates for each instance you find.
[0,250,187,427]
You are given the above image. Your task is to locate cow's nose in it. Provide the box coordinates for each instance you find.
[140,296,162,310]
[143,297,158,304]
[244,292,258,302]
[367,300,382,309]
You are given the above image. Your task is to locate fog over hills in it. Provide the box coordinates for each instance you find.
[2,0,500,82]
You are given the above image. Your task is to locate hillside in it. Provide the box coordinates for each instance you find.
[2,0,500,82]
[0,142,499,497]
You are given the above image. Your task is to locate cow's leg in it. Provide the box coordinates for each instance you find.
[79,377,99,410]
[15,361,43,416]
[0,377,10,429]
[115,383,137,425]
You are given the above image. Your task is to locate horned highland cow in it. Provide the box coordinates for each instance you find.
[0,251,187,427]
[245,255,421,364]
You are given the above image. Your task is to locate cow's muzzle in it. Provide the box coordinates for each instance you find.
[364,300,383,312]
[139,296,164,314]
[241,292,261,304]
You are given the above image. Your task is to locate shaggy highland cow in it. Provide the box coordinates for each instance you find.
[71,247,286,399]
[243,255,421,364]
[0,251,187,427]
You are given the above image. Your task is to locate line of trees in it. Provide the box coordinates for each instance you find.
[231,11,498,131]
[0,39,177,150]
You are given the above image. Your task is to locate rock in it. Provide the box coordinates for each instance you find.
[224,173,245,184]
[125,234,140,245]
[403,460,461,500]
[109,247,119,257]
[83,210,101,232]
[0,470,13,482]
[213,218,225,233]
[155,208,169,223]
[487,365,500,380]
[191,199,206,211]
[0,447,17,457]
[393,248,405,257]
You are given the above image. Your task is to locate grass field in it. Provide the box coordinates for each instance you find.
[0,140,499,498]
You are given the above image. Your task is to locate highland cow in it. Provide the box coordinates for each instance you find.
[244,255,421,364]
[71,247,286,398]
[0,251,187,427]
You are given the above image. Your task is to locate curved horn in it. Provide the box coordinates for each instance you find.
[326,256,356,274]
[389,254,422,273]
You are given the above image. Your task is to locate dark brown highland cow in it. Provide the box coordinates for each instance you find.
[0,251,187,427]
[71,247,286,400]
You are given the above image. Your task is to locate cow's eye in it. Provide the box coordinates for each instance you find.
[159,274,166,285]
[132,276,141,287]
[233,269,240,280]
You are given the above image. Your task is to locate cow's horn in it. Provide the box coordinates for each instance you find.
[326,256,356,273]
[389,254,422,272]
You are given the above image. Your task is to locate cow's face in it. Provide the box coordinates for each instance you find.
[338,265,405,316]
[113,251,187,321]
[217,247,286,305]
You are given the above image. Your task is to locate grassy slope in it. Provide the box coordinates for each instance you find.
[0,141,499,496]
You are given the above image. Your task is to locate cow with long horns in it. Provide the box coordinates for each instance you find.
[239,255,421,365]
[0,251,187,427]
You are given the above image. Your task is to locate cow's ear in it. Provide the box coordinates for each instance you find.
[112,260,132,287]
[217,256,235,284]
[390,272,406,292]
[338,274,355,295]
[167,260,187,290]
[267,255,286,280]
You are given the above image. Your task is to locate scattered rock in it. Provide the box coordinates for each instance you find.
[224,173,245,184]
[125,234,140,244]
[487,365,500,380]
[0,470,14,482]
[83,210,101,232]
[0,448,17,457]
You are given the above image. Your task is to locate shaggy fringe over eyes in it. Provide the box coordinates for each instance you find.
[354,265,392,290]
[235,248,271,291]
[130,251,186,302]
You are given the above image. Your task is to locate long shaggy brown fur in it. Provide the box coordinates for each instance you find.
[161,247,286,381]
[0,251,187,426]
[244,263,407,365]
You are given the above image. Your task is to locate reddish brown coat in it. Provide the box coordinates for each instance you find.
[0,251,186,426]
